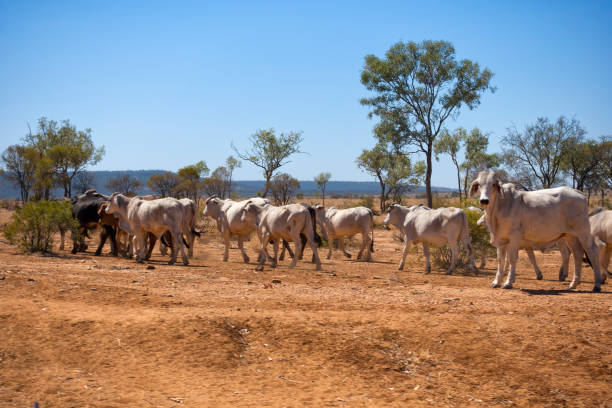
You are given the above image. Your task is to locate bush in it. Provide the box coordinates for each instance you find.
[431,207,495,271]
[357,195,374,211]
[3,200,77,253]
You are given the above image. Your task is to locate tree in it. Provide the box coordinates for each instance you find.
[232,128,303,197]
[72,171,97,194]
[203,166,231,198]
[0,145,39,202]
[563,138,604,191]
[461,128,500,199]
[146,172,181,197]
[314,172,331,206]
[25,117,104,197]
[502,116,585,189]
[357,143,424,211]
[270,173,300,205]
[434,128,465,203]
[106,174,142,196]
[176,161,209,203]
[225,156,241,197]
[361,40,494,207]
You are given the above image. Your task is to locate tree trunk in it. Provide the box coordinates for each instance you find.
[425,144,433,207]
[322,186,326,206]
[454,161,462,206]
[377,174,386,213]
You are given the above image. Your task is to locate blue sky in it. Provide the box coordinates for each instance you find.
[1,1,611,187]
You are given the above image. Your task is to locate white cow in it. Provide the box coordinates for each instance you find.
[589,208,612,276]
[203,196,270,263]
[314,205,374,261]
[106,193,188,265]
[384,204,476,274]
[239,202,322,271]
[469,170,604,291]
[474,205,571,280]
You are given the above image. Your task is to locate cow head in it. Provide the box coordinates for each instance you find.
[240,201,260,227]
[106,192,125,216]
[470,170,503,208]
[384,204,401,227]
[203,196,222,218]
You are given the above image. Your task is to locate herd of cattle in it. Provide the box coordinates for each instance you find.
[63,170,611,292]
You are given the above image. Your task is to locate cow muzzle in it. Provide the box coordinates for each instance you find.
[479,199,489,206]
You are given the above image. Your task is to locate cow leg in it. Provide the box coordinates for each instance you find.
[447,241,459,275]
[159,240,168,256]
[109,226,118,256]
[256,233,271,272]
[237,236,250,263]
[145,234,157,260]
[135,233,146,263]
[502,246,519,289]
[578,233,604,291]
[398,235,411,271]
[491,246,507,288]
[271,239,280,268]
[363,230,372,262]
[558,241,570,281]
[525,247,543,280]
[279,241,286,261]
[340,237,352,259]
[601,245,611,276]
[289,230,302,269]
[95,228,108,256]
[284,240,295,259]
[298,234,306,260]
[326,236,333,260]
[423,243,431,274]
[222,230,230,262]
[177,230,189,266]
[304,226,322,271]
[186,230,195,258]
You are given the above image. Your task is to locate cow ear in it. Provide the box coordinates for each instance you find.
[493,180,504,197]
[469,181,480,198]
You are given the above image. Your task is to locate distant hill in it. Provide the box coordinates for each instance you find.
[0,170,454,199]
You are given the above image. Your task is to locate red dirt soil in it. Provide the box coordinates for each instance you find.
[0,207,610,407]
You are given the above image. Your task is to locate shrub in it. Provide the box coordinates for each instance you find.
[357,195,374,211]
[431,207,495,272]
[3,200,77,253]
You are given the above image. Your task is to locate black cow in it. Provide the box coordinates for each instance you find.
[70,189,117,256]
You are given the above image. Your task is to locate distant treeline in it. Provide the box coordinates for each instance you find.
[0,170,453,200]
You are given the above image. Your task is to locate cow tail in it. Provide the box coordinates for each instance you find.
[369,209,375,252]
[182,235,189,248]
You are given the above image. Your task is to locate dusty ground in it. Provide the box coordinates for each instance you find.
[0,206,610,407]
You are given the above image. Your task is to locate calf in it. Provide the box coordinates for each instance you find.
[314,205,373,261]
[106,193,188,265]
[239,202,322,271]
[384,204,476,274]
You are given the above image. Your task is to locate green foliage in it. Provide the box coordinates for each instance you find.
[146,172,180,197]
[357,142,424,212]
[314,172,332,205]
[3,200,77,253]
[106,174,142,196]
[361,40,494,207]
[357,195,375,211]
[270,173,300,205]
[502,116,585,189]
[232,128,304,197]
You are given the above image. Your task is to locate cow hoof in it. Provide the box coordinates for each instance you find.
[255,266,264,272]
[168,260,176,266]
[315,264,322,271]
[502,283,513,289]
[490,282,500,288]
[445,270,452,275]
[344,254,352,259]
[223,258,228,262]
[182,260,189,266]
[558,275,566,282]
[397,266,404,271]
[592,285,601,293]
[536,275,543,281]
[243,256,250,263]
